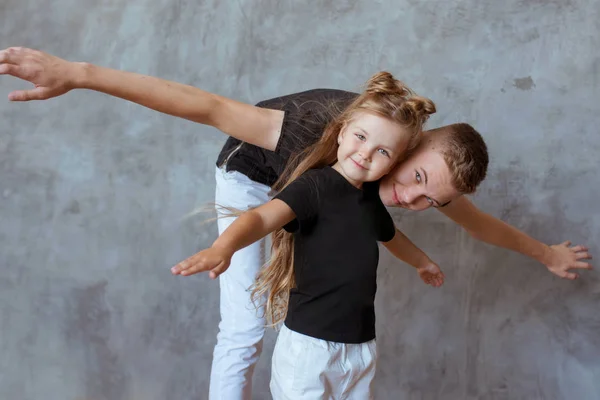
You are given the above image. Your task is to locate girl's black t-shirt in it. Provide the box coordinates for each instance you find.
[274,166,396,344]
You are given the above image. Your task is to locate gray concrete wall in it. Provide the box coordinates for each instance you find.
[1,1,599,399]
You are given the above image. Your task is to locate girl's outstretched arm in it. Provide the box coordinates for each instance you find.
[0,47,284,151]
[382,230,445,287]
[171,199,295,278]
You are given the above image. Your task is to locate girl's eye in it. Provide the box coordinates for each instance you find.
[378,149,389,157]
[426,197,434,205]
[355,134,366,141]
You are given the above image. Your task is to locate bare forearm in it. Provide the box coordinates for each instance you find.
[212,211,271,254]
[440,196,553,265]
[468,213,552,264]
[383,229,445,287]
[75,62,219,125]
[211,200,296,255]
[384,230,434,269]
[73,62,282,149]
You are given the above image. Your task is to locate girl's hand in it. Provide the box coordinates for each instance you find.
[171,247,233,279]
[544,241,593,280]
[0,47,81,101]
[417,262,445,287]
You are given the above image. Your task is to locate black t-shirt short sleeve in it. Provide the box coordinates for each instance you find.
[274,170,322,233]
[363,181,396,242]
[272,90,358,162]
[216,89,359,187]
[379,218,396,242]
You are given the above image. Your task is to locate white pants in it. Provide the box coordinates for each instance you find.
[270,324,377,400]
[209,166,272,400]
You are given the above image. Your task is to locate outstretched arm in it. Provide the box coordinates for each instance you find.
[170,199,295,278]
[439,196,593,280]
[382,229,445,287]
[0,47,284,151]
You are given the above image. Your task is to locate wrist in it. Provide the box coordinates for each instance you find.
[70,61,94,90]
[415,257,434,270]
[211,241,235,257]
[535,243,554,266]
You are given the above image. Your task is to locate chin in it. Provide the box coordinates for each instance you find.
[378,186,395,207]
[379,181,397,207]
[342,169,361,181]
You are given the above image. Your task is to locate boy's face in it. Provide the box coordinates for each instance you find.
[378,137,461,210]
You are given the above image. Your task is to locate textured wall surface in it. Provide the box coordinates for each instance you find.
[1,1,599,399]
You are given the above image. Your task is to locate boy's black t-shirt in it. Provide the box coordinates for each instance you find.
[215,89,359,187]
[274,167,396,344]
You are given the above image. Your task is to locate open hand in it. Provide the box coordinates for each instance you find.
[0,47,79,101]
[417,262,445,287]
[544,241,593,280]
[171,247,233,279]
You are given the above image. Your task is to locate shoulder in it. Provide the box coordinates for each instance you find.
[274,168,332,226]
[290,167,333,187]
[271,89,359,158]
[255,89,358,112]
[280,167,342,197]
[363,180,395,222]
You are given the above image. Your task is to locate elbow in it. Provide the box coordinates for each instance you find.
[183,92,221,126]
[201,94,221,126]
[244,209,269,231]
[463,226,483,241]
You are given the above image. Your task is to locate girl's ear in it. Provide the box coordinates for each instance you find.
[338,121,349,145]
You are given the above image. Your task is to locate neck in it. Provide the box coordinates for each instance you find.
[331,162,363,189]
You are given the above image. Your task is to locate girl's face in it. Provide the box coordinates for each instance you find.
[333,111,410,188]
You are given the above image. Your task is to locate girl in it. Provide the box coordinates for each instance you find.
[172,71,443,398]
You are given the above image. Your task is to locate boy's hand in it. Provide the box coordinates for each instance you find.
[171,247,233,279]
[417,262,445,287]
[544,241,593,280]
[0,47,79,101]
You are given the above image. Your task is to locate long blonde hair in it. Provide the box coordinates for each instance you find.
[251,71,436,326]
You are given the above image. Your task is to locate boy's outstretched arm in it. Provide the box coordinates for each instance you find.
[0,47,284,151]
[439,196,593,280]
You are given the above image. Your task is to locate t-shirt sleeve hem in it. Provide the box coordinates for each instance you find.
[274,110,291,157]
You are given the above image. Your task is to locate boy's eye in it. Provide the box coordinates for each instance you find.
[416,171,434,205]
[378,149,389,157]
[355,134,366,141]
